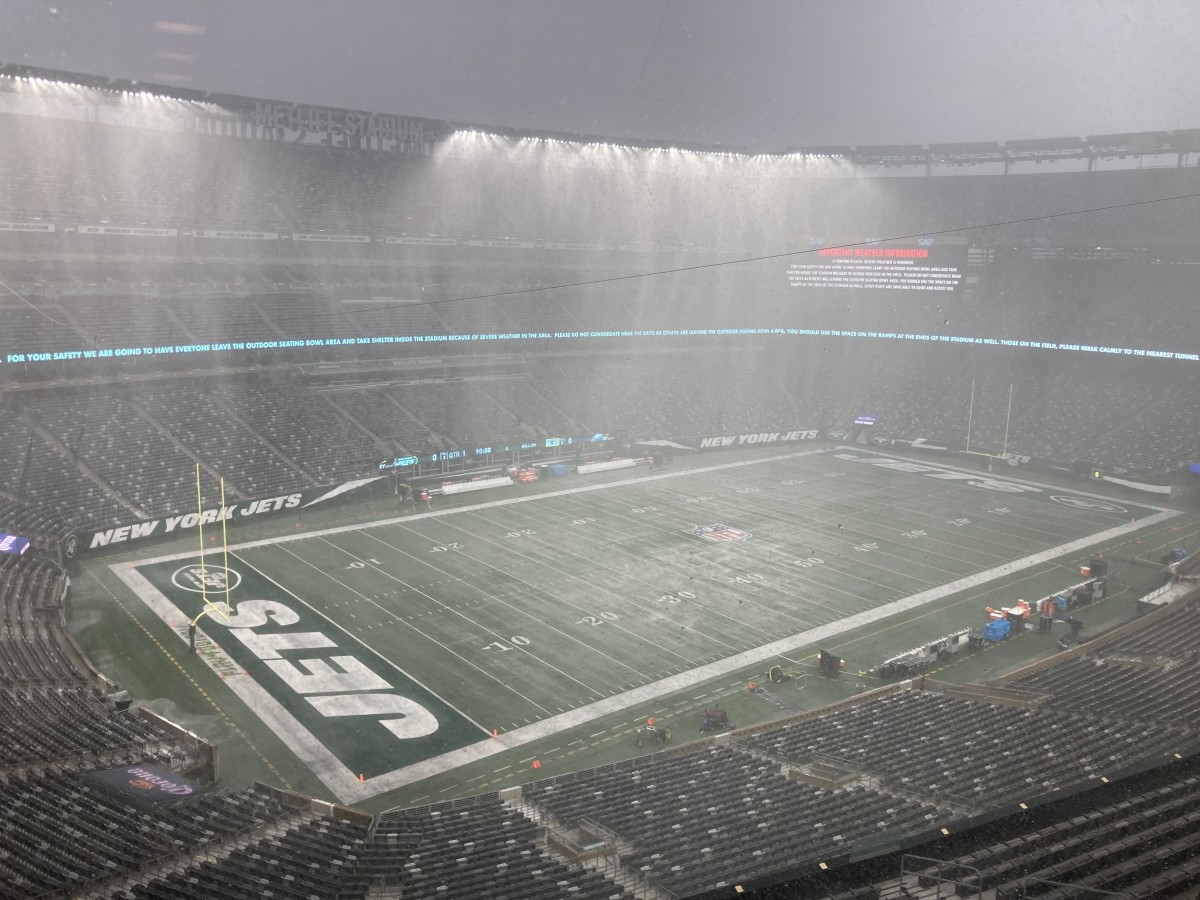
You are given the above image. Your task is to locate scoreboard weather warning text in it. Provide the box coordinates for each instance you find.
[787,241,967,294]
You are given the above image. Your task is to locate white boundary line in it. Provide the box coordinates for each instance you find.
[111,447,1181,803]
[851,446,1175,512]
[124,446,837,567]
[348,504,1181,800]
[111,564,362,801]
[112,503,1181,804]
[124,444,1172,573]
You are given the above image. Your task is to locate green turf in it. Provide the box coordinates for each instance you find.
[82,445,1194,810]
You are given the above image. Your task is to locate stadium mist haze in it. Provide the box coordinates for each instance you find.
[4,0,1200,150]
[5,3,1200,900]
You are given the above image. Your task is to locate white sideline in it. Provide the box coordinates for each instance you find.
[115,500,1180,804]
[331,505,1182,800]
[126,445,836,566]
[113,446,1180,802]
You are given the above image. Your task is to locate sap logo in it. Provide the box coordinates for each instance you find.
[213,599,438,740]
[834,453,1042,493]
[809,236,827,245]
[917,237,936,246]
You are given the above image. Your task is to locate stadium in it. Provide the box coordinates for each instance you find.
[3,7,1200,899]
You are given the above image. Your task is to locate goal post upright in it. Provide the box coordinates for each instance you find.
[961,380,1019,462]
[189,465,232,627]
[195,463,207,608]
[965,379,975,453]
[220,476,231,619]
[1000,382,1014,458]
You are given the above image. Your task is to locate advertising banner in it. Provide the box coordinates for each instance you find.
[78,225,177,237]
[85,762,209,806]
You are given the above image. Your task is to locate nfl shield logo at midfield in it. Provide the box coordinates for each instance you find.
[687,523,752,542]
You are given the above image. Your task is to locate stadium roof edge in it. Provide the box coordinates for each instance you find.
[4,64,1200,163]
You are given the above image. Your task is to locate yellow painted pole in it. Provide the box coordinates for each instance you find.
[195,464,207,606]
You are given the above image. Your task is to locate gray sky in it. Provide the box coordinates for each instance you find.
[4,0,1200,150]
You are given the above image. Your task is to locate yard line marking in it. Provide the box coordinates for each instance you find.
[128,446,838,567]
[326,505,1180,801]
[350,531,647,679]
[557,488,901,615]
[424,514,719,662]
[491,499,816,638]
[841,446,1176,512]
[118,448,1179,803]
[726,451,1157,568]
[260,545,553,717]
[597,483,966,594]
[318,536,609,696]
[590,730,607,738]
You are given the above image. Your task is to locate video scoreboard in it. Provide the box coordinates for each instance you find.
[378,433,615,470]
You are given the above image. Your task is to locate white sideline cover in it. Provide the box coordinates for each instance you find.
[577,458,638,474]
[440,475,514,495]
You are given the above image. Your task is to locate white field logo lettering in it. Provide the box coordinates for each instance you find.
[833,453,1041,493]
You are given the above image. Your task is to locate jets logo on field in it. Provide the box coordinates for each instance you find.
[869,432,892,447]
[687,523,752,542]
[826,428,849,441]
[171,564,243,594]
[1050,496,1128,513]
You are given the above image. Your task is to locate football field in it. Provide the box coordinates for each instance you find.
[113,447,1177,803]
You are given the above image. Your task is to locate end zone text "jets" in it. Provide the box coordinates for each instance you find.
[834,453,1041,493]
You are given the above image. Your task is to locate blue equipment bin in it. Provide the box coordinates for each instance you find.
[983,619,1011,642]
